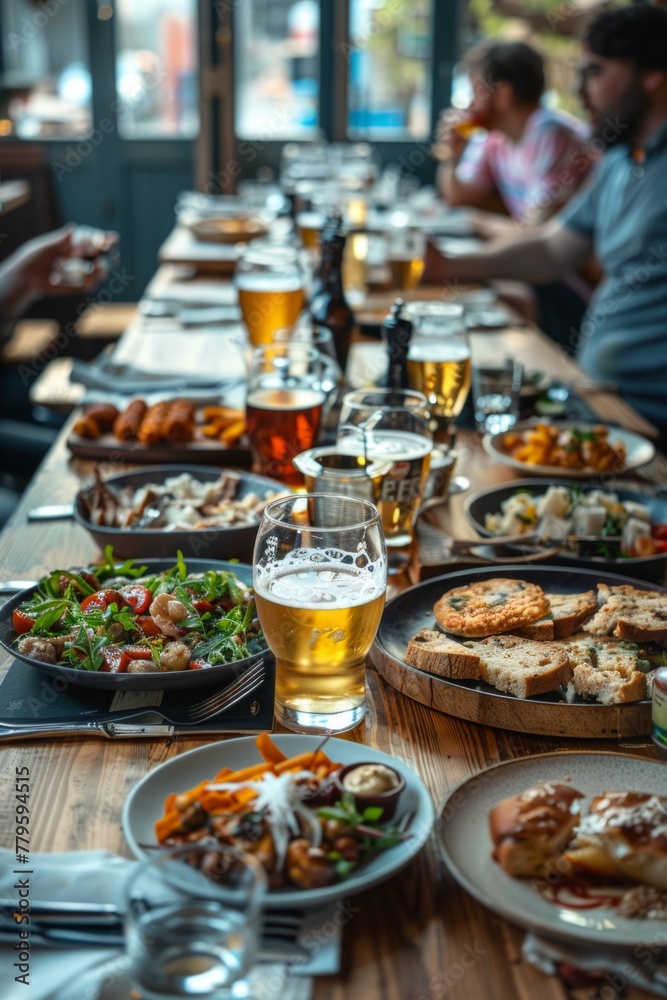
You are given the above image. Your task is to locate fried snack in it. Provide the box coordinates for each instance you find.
[433,578,550,637]
[73,414,102,439]
[203,406,245,423]
[220,419,246,446]
[84,403,119,432]
[113,399,148,441]
[501,424,626,472]
[137,401,171,445]
[163,399,195,444]
[489,781,585,878]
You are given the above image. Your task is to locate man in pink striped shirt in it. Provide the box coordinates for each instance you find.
[437,42,595,343]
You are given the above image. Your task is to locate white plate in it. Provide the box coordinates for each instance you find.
[122,734,434,910]
[464,307,510,329]
[440,751,667,947]
[483,421,656,478]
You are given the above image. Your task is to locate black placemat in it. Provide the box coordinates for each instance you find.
[0,658,275,734]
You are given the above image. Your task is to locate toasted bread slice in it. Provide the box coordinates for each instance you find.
[476,634,572,698]
[433,578,549,638]
[585,584,666,639]
[566,634,647,704]
[405,629,481,680]
[515,590,598,641]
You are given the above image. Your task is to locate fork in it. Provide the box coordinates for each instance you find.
[0,660,266,735]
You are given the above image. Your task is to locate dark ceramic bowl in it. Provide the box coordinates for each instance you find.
[335,762,406,821]
[74,465,288,562]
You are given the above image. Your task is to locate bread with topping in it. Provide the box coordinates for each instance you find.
[405,629,481,679]
[489,781,585,878]
[433,578,550,638]
[476,634,572,698]
[514,590,598,641]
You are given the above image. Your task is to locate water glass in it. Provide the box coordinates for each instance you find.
[253,493,387,734]
[246,342,325,485]
[126,844,266,999]
[472,357,523,433]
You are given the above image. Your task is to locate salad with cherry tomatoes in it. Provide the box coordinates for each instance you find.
[12,549,264,674]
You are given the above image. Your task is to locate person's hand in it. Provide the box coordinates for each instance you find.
[421,238,457,284]
[15,225,120,298]
[435,108,472,163]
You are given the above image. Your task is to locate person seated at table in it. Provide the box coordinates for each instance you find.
[0,225,118,527]
[436,40,597,347]
[424,4,667,441]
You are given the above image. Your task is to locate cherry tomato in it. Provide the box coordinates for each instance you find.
[119,585,152,615]
[100,646,130,673]
[80,590,128,613]
[651,524,667,540]
[188,658,210,670]
[122,646,154,660]
[13,609,36,635]
[136,616,162,637]
[634,537,657,557]
[653,539,667,554]
[193,600,215,615]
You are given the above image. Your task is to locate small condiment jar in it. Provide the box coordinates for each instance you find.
[651,667,667,761]
[335,762,406,821]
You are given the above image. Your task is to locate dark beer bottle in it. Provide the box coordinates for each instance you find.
[383,298,413,390]
[310,218,354,372]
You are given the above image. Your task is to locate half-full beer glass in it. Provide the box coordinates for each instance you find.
[253,494,387,734]
[337,388,433,571]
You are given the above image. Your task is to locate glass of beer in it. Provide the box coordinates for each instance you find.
[235,242,305,346]
[387,228,426,290]
[337,388,433,572]
[253,493,387,733]
[246,342,325,485]
[404,301,471,444]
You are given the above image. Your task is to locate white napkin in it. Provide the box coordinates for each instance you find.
[523,932,667,997]
[0,850,341,1000]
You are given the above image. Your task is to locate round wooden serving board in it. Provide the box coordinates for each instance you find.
[370,565,662,739]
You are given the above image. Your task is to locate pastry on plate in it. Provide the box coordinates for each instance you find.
[489,781,584,877]
[433,578,550,638]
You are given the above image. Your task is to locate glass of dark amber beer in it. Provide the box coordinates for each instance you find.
[246,343,326,486]
[253,493,387,733]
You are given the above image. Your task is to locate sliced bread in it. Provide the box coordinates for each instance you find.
[584,583,667,643]
[565,634,647,704]
[514,590,598,641]
[475,634,572,698]
[405,629,481,679]
[433,578,550,638]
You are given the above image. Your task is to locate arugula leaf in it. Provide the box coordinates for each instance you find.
[97,546,148,582]
[62,626,107,672]
[362,806,384,822]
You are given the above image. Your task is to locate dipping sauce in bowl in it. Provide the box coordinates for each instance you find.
[335,762,406,821]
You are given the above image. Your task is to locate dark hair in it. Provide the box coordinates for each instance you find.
[468,42,545,105]
[585,5,667,71]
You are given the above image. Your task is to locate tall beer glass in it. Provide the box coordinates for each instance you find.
[235,243,305,346]
[253,494,387,734]
[405,302,471,443]
[337,388,433,571]
[246,343,325,486]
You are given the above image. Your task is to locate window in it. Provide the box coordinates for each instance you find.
[235,0,320,140]
[0,0,92,139]
[114,0,199,138]
[347,0,434,139]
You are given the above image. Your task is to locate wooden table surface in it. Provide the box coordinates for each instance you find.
[0,309,664,1000]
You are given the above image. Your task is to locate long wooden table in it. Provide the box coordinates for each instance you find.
[0,313,664,1000]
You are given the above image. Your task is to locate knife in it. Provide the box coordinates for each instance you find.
[27,505,74,522]
[0,722,266,741]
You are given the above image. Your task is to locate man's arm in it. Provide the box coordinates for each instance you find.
[423,219,594,285]
[438,160,492,208]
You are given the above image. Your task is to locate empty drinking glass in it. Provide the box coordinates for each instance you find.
[472,357,523,433]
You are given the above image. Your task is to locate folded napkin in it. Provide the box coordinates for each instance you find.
[523,932,667,997]
[0,849,341,1000]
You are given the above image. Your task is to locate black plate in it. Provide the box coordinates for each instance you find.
[374,565,666,707]
[74,465,288,562]
[0,559,268,691]
[464,479,667,583]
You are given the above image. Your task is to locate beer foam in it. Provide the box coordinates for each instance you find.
[338,429,432,462]
[236,273,303,293]
[407,341,470,362]
[255,546,386,607]
[246,387,325,410]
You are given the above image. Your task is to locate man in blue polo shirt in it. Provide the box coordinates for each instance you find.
[425,4,667,436]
